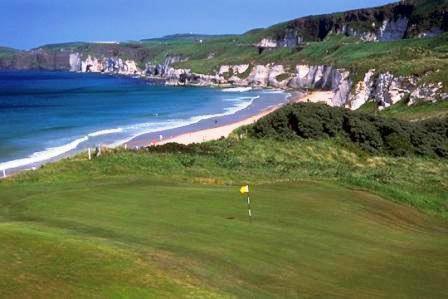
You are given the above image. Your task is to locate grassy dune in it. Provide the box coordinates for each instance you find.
[1,137,447,297]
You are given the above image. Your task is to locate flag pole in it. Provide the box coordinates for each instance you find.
[247,195,252,222]
[240,185,252,222]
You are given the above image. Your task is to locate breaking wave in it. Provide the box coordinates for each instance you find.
[222,87,252,92]
[0,136,88,171]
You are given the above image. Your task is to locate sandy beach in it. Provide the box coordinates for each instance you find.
[151,90,332,146]
[156,104,279,145]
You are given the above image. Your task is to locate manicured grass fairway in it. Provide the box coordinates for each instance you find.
[1,179,447,298]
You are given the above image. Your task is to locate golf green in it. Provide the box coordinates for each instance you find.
[1,180,447,298]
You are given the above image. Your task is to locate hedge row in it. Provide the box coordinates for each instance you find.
[249,103,448,158]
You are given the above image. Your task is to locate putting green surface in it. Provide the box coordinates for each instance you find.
[1,179,447,298]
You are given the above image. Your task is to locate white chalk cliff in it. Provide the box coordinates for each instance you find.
[69,54,447,111]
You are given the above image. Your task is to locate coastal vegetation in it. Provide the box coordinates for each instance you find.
[247,103,448,158]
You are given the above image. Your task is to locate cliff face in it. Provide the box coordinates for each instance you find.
[139,58,447,110]
[257,0,448,48]
[0,42,154,72]
[348,70,447,109]
[0,49,71,70]
[2,40,446,112]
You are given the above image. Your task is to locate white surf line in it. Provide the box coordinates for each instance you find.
[109,95,261,148]
[0,136,88,172]
[0,127,124,172]
[222,87,252,92]
[88,128,123,137]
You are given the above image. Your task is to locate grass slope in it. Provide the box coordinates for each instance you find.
[381,100,448,120]
[0,47,18,59]
[358,100,448,121]
[1,178,447,298]
[1,116,447,297]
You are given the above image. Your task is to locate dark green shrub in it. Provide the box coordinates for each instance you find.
[343,115,383,153]
[384,132,413,156]
[249,103,447,158]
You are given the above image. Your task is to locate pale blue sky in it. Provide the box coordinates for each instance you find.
[0,0,395,49]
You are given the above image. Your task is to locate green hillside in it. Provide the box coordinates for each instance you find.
[141,33,237,42]
[0,47,18,59]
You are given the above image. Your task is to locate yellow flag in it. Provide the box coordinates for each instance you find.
[240,185,249,194]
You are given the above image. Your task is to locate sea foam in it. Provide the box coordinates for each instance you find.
[0,136,88,171]
[1,128,123,171]
[109,95,259,147]
[222,87,252,92]
[88,128,123,137]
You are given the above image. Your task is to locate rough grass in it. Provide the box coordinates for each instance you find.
[381,100,448,121]
[357,99,448,121]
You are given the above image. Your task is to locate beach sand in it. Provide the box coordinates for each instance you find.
[153,91,332,146]
[156,105,278,145]
[295,91,335,105]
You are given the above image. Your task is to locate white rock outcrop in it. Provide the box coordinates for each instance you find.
[409,82,444,105]
[69,53,81,72]
[247,65,270,86]
[348,70,376,110]
[219,64,250,76]
[268,65,288,88]
[331,70,352,107]
[74,55,143,75]
[256,39,278,48]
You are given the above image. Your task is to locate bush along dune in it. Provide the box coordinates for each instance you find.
[247,103,448,158]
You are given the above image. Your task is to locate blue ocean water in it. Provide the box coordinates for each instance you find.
[0,71,287,171]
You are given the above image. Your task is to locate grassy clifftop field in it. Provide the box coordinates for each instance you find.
[1,104,447,297]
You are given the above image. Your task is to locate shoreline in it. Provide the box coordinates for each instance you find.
[152,92,303,146]
[0,86,297,178]
[131,90,334,147]
[125,89,298,148]
[155,104,278,145]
